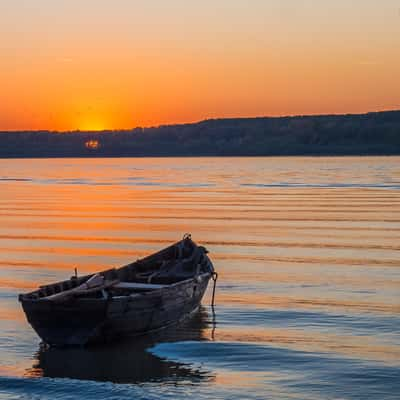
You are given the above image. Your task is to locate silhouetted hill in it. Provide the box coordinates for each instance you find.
[1,111,399,157]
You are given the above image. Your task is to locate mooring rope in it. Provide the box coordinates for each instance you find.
[211,272,218,307]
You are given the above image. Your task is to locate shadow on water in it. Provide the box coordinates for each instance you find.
[25,307,215,384]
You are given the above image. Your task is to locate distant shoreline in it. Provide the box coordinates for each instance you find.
[0,154,399,160]
[1,110,399,158]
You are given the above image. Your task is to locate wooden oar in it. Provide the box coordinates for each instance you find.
[45,274,118,302]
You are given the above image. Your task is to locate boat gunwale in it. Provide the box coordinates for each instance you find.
[19,272,212,304]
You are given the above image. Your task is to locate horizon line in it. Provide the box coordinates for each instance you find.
[1,108,399,134]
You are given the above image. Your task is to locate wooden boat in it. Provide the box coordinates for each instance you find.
[19,235,216,346]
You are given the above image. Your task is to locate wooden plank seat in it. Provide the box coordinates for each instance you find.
[113,282,168,290]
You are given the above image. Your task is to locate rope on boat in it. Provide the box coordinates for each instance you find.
[211,272,218,307]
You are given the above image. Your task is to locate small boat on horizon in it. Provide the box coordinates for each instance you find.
[19,235,216,346]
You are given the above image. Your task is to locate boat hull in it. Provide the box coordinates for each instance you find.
[21,274,211,346]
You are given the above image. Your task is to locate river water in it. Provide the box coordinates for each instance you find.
[0,156,399,400]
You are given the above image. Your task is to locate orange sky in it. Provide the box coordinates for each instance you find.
[0,1,399,131]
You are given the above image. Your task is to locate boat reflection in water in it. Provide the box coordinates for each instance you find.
[26,307,214,384]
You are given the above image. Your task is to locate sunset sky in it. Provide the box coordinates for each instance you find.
[1,0,399,131]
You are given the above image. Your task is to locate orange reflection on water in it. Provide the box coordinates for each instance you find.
[0,245,151,258]
[0,307,24,322]
[216,291,400,314]
[210,326,400,365]
[218,268,400,291]
[214,370,267,389]
[85,140,100,150]
[0,364,28,377]
[0,278,37,290]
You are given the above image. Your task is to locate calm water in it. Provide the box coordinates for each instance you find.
[0,156,399,400]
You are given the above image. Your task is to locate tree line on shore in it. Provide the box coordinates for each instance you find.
[0,110,399,157]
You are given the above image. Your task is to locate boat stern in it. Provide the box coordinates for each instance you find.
[19,297,107,346]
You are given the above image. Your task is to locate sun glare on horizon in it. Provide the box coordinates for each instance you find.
[75,115,108,132]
